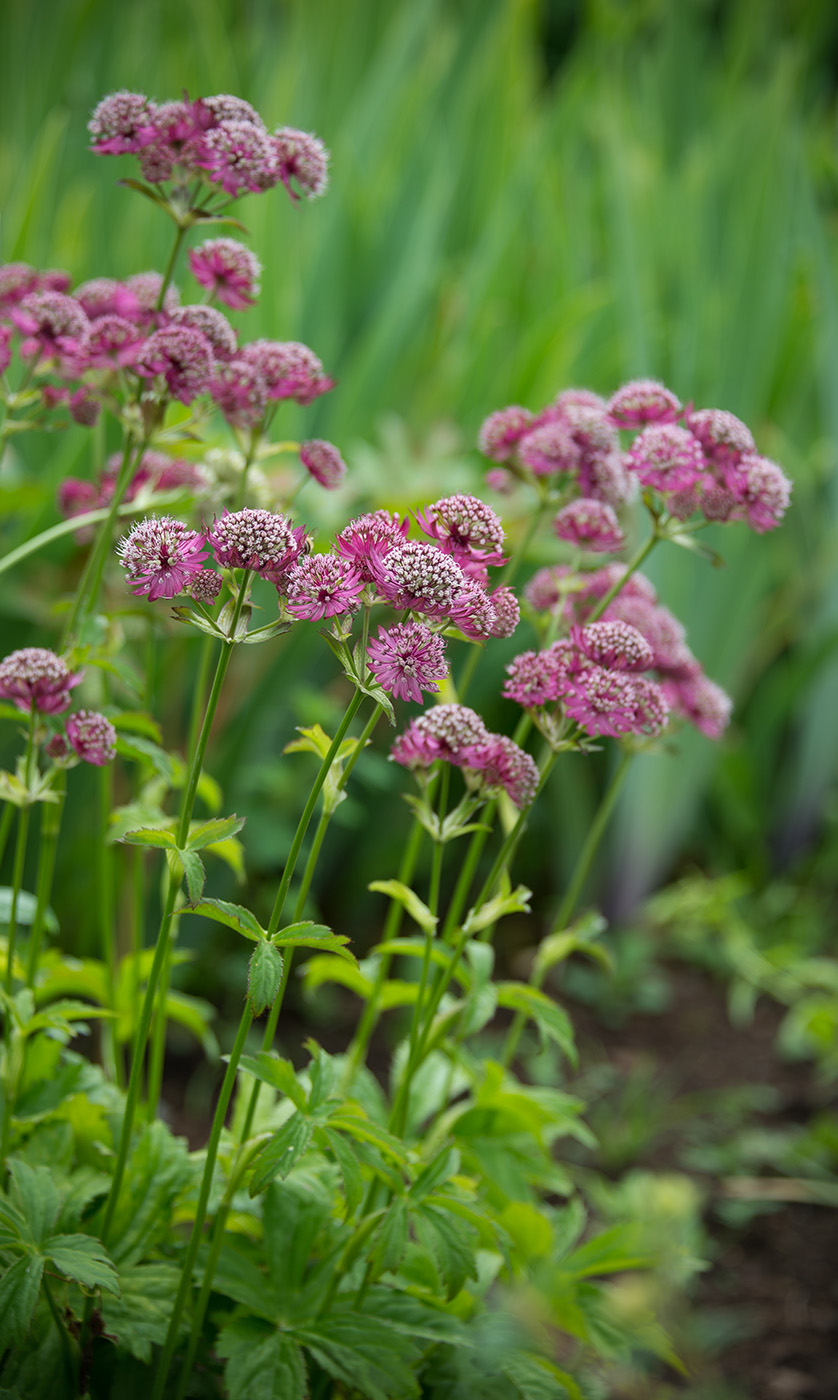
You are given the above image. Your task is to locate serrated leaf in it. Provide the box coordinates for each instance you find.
[247,941,284,1016]
[326,1112,409,1166]
[294,1310,422,1400]
[8,1161,60,1246]
[218,1318,308,1400]
[237,1053,307,1110]
[368,880,437,935]
[99,1262,181,1364]
[119,826,177,850]
[241,618,293,644]
[410,1146,460,1203]
[115,735,175,782]
[414,1202,479,1299]
[502,1353,581,1400]
[46,1233,120,1294]
[564,1224,653,1279]
[0,1256,44,1353]
[188,898,265,943]
[249,1114,314,1195]
[185,814,246,851]
[318,1127,364,1216]
[464,884,532,934]
[371,1198,409,1276]
[495,984,577,1064]
[273,922,355,964]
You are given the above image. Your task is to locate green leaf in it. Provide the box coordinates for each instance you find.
[502,1353,582,1400]
[119,826,177,850]
[167,847,205,903]
[318,1127,364,1216]
[45,1233,120,1294]
[8,1160,60,1246]
[0,887,57,933]
[464,884,532,935]
[368,880,437,935]
[188,898,265,943]
[302,957,372,1000]
[115,736,175,782]
[185,814,246,851]
[218,1318,308,1400]
[249,1114,314,1195]
[326,1111,410,1166]
[294,1310,421,1400]
[410,1146,460,1203]
[273,922,355,964]
[116,176,168,207]
[534,912,610,978]
[0,1255,45,1353]
[99,1263,181,1364]
[564,1224,653,1279]
[247,941,284,1016]
[495,984,577,1064]
[415,1202,479,1299]
[371,1197,408,1276]
[237,1053,307,1111]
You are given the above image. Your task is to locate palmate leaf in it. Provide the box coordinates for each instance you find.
[317,1126,364,1216]
[237,1052,307,1109]
[249,1113,314,1195]
[7,1161,60,1246]
[414,1202,479,1300]
[501,1354,582,1400]
[99,1262,181,1364]
[294,1310,422,1400]
[217,1317,308,1400]
[0,1255,45,1354]
[370,1197,409,1276]
[45,1233,120,1294]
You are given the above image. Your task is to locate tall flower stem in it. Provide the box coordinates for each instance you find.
[4,708,37,995]
[0,802,14,869]
[25,771,67,986]
[96,576,250,1252]
[500,748,633,1068]
[98,763,121,1085]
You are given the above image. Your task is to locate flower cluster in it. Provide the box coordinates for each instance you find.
[88,91,329,204]
[0,648,82,714]
[391,704,538,808]
[479,378,792,535]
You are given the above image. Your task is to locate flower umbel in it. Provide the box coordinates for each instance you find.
[66,711,118,766]
[117,517,208,600]
[367,622,449,704]
[0,648,82,715]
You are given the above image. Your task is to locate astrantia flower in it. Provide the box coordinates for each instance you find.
[300,440,346,490]
[82,314,145,370]
[554,388,608,413]
[478,406,533,462]
[376,540,467,616]
[210,358,268,428]
[563,403,620,458]
[66,710,117,766]
[184,569,224,605]
[10,291,89,365]
[503,649,565,708]
[171,305,238,360]
[416,494,506,568]
[487,585,520,639]
[124,271,180,324]
[284,553,363,620]
[572,620,654,673]
[335,510,410,581]
[607,379,681,428]
[663,671,732,740]
[367,622,448,703]
[188,238,261,310]
[631,677,670,737]
[459,735,539,808]
[391,703,489,769]
[627,423,705,494]
[449,578,498,639]
[207,507,306,583]
[134,324,213,403]
[736,454,792,533]
[554,498,625,553]
[524,565,571,613]
[197,119,278,196]
[686,408,755,471]
[518,421,580,478]
[0,262,40,309]
[69,387,101,427]
[0,648,82,715]
[116,517,208,600]
[74,278,140,321]
[602,594,694,676]
[563,666,642,738]
[88,90,158,154]
[582,449,637,508]
[272,127,330,200]
[200,94,265,129]
[239,339,334,404]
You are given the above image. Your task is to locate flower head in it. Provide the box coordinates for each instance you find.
[376,540,467,617]
[518,421,580,478]
[736,454,792,533]
[459,735,539,808]
[200,94,265,128]
[207,507,306,583]
[487,585,520,639]
[416,494,506,568]
[686,408,755,470]
[0,262,41,309]
[196,119,278,196]
[82,314,145,370]
[74,277,140,320]
[239,339,334,404]
[478,406,533,462]
[116,517,208,600]
[563,666,644,738]
[210,358,268,427]
[284,553,364,620]
[272,127,330,200]
[367,622,449,703]
[572,620,654,672]
[627,423,705,494]
[184,569,224,605]
[335,510,410,581]
[554,498,625,553]
[554,388,608,413]
[88,90,158,154]
[66,710,117,766]
[663,671,732,740]
[124,271,180,324]
[391,703,489,769]
[10,291,89,365]
[607,379,681,428]
[188,238,261,310]
[134,324,213,403]
[171,305,237,360]
[300,440,346,490]
[0,648,82,714]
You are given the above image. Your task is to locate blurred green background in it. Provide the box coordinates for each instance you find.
[2,0,837,953]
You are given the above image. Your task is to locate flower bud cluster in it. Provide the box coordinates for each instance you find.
[391,703,538,808]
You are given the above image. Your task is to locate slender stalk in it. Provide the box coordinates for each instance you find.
[151,1005,254,1400]
[156,225,188,312]
[500,749,633,1068]
[98,764,121,1085]
[25,771,66,986]
[4,708,37,994]
[0,801,15,868]
[587,528,659,624]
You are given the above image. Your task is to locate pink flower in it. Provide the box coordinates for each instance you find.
[487,585,520,639]
[10,291,89,366]
[210,358,268,428]
[207,508,307,583]
[416,494,506,569]
[478,406,533,462]
[124,271,180,325]
[88,90,158,154]
[375,540,467,617]
[134,324,213,403]
[686,408,755,476]
[188,238,261,310]
[631,677,670,737]
[391,704,489,769]
[554,499,625,553]
[581,449,636,508]
[335,510,410,582]
[448,578,498,639]
[284,553,364,620]
[0,648,82,715]
[602,595,695,676]
[69,387,101,427]
[66,711,117,766]
[607,379,681,428]
[300,440,346,490]
[572,621,654,673]
[116,517,208,600]
[627,424,705,494]
[367,622,449,703]
[459,735,539,808]
[0,262,41,309]
[503,649,567,707]
[74,278,140,320]
[735,454,792,533]
[563,666,643,738]
[239,339,334,404]
[663,671,732,740]
[272,127,330,201]
[554,388,608,413]
[171,305,238,360]
[196,119,278,196]
[184,570,224,605]
[82,314,145,370]
[518,421,580,478]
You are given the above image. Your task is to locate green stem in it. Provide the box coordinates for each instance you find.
[500,749,633,1067]
[152,1005,254,1400]
[4,709,37,994]
[587,528,659,624]
[98,763,121,1086]
[0,801,15,868]
[156,224,188,311]
[25,771,66,986]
